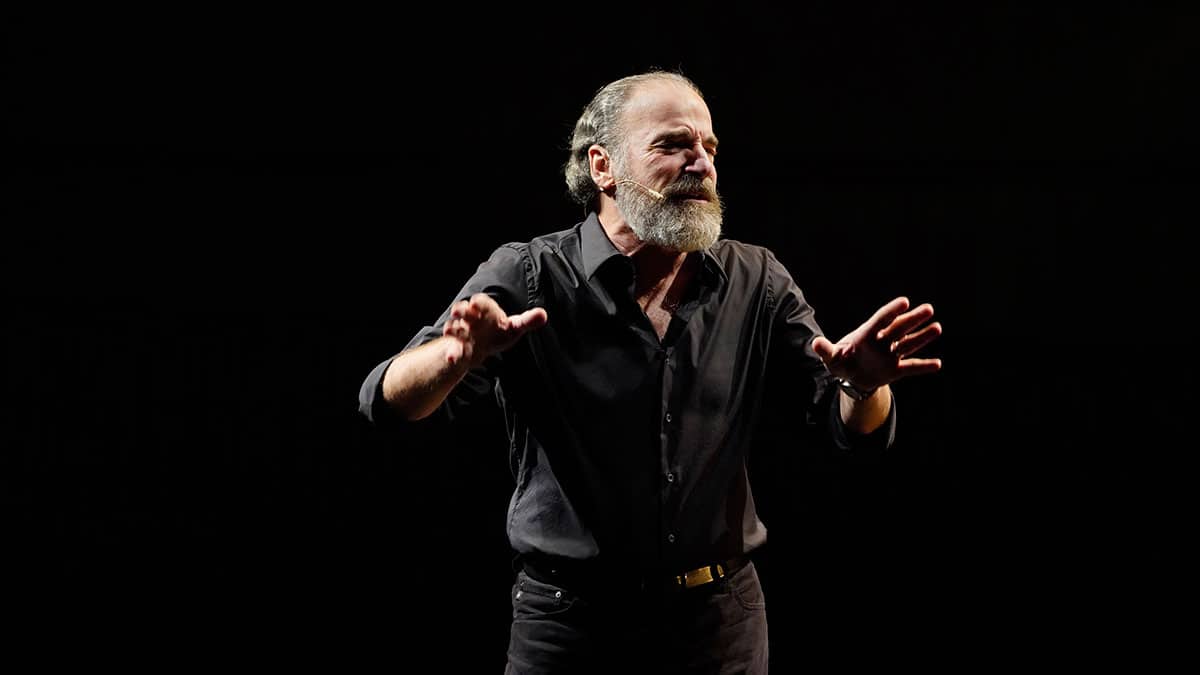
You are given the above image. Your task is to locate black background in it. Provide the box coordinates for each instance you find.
[7,5,1195,669]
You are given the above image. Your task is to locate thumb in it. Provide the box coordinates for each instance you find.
[811,336,837,363]
[507,307,548,334]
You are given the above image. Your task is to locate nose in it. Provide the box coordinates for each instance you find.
[684,144,715,181]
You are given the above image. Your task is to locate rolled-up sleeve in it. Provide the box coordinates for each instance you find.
[766,251,896,458]
[357,243,533,426]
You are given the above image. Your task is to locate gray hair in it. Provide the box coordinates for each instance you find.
[563,71,704,209]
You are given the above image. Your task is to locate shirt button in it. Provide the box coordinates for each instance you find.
[667,534,676,544]
[666,472,675,483]
[665,412,673,423]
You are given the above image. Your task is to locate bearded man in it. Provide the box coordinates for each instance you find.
[359,70,943,674]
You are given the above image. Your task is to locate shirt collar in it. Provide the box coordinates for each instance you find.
[580,211,729,285]
[580,212,625,280]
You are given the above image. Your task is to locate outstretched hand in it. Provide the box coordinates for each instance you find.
[442,293,548,367]
[811,297,942,391]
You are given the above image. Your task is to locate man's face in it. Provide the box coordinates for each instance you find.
[612,81,723,252]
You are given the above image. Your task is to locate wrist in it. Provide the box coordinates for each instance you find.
[439,336,478,371]
[834,377,878,401]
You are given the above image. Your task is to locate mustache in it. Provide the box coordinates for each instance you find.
[659,175,718,201]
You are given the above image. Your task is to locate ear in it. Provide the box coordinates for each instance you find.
[588,144,614,193]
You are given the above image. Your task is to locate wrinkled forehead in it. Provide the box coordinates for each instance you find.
[620,80,714,139]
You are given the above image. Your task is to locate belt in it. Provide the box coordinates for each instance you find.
[521,553,749,593]
[672,558,744,589]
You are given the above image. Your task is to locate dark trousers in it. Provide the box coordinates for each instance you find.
[504,559,768,674]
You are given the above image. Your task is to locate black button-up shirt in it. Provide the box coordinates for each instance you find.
[359,213,894,575]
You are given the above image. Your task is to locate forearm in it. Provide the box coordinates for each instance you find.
[381,337,472,421]
[838,384,892,434]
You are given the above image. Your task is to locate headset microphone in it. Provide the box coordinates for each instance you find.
[616,180,664,200]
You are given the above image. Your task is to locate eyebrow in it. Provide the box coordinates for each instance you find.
[652,129,720,150]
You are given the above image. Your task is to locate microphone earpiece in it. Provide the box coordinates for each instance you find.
[616,180,664,200]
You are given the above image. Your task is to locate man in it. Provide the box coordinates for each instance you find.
[358,70,942,673]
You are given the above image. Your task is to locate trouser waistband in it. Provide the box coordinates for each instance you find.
[520,553,750,594]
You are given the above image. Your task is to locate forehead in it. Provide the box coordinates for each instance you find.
[620,80,713,137]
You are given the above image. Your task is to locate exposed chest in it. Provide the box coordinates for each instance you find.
[636,271,691,340]
[640,300,675,340]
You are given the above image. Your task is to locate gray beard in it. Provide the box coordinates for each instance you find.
[615,179,723,253]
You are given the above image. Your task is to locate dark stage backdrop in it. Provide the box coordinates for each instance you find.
[7,5,1195,670]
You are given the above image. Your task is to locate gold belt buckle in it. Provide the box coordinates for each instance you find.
[675,563,726,589]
